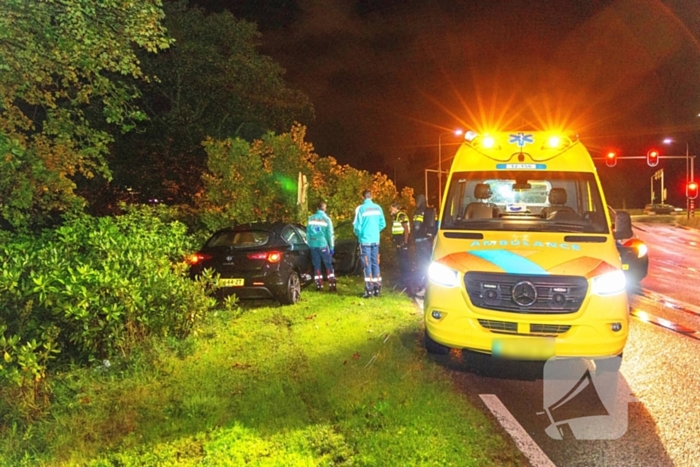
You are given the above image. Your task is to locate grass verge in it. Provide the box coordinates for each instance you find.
[1,275,526,466]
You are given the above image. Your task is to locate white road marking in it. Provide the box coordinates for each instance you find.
[480,394,556,467]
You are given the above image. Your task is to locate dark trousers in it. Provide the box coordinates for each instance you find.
[414,238,433,288]
[395,243,412,289]
[360,243,381,291]
[311,246,335,284]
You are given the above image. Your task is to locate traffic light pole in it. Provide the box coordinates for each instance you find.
[651,169,664,204]
[595,154,696,217]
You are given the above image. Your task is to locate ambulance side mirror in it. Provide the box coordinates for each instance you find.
[613,211,633,240]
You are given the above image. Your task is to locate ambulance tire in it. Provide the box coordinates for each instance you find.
[595,353,622,374]
[424,331,450,355]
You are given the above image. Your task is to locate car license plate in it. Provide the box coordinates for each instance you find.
[218,278,244,287]
[492,337,555,360]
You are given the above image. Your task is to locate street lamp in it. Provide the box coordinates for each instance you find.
[663,138,691,219]
[394,157,401,187]
[438,129,463,208]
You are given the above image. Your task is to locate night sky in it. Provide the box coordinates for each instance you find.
[194,0,700,208]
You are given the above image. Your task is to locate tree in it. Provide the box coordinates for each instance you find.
[197,124,316,231]
[198,123,409,234]
[106,2,314,206]
[0,0,171,229]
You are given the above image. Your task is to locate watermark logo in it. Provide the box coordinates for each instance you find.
[542,357,634,440]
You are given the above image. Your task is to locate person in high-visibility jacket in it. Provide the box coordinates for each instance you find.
[307,201,336,292]
[353,190,386,298]
[390,202,412,294]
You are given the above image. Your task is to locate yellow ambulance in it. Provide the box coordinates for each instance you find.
[424,131,632,370]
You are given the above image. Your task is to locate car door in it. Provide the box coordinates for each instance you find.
[332,221,360,274]
[282,225,313,279]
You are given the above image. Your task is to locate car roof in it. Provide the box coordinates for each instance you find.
[215,222,294,233]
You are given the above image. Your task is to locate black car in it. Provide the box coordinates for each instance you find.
[333,221,362,275]
[188,222,313,304]
[643,203,682,215]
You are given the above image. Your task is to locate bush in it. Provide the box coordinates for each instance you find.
[0,209,216,419]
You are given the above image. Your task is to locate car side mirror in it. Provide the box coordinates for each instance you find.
[613,211,633,240]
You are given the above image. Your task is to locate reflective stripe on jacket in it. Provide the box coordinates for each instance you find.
[392,211,410,237]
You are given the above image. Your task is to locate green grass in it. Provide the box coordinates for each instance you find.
[0,276,526,466]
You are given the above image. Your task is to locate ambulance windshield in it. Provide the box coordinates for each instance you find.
[440,171,609,234]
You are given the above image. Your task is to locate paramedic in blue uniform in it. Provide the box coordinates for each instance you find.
[353,190,386,298]
[390,202,412,293]
[307,201,336,292]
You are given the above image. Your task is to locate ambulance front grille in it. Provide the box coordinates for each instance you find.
[477,319,518,333]
[465,272,588,314]
[529,324,572,335]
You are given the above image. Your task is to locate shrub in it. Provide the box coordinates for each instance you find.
[0,209,216,419]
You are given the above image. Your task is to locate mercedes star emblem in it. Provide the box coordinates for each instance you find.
[512,281,537,307]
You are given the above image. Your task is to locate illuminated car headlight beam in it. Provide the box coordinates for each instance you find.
[428,262,459,288]
[591,270,626,296]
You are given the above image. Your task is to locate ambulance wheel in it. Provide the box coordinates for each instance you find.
[424,331,450,355]
[595,353,622,374]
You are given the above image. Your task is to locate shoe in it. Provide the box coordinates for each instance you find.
[373,286,381,297]
[362,290,373,299]
[316,283,323,291]
[329,283,337,292]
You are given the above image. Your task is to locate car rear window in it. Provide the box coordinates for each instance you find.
[206,230,271,248]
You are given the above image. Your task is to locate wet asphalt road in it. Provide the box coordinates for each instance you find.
[426,219,700,467]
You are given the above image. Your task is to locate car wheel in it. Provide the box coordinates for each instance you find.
[424,330,450,355]
[278,271,301,305]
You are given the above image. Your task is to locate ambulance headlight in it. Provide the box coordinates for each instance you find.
[428,262,459,288]
[591,270,626,296]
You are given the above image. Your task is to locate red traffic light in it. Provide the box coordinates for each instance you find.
[647,149,660,167]
[605,151,617,167]
[687,181,699,200]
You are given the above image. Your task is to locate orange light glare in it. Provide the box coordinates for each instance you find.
[482,135,496,149]
[186,253,211,265]
[267,252,282,263]
[548,136,561,148]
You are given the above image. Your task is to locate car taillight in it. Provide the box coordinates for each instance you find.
[247,251,283,263]
[267,252,282,263]
[186,253,212,265]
